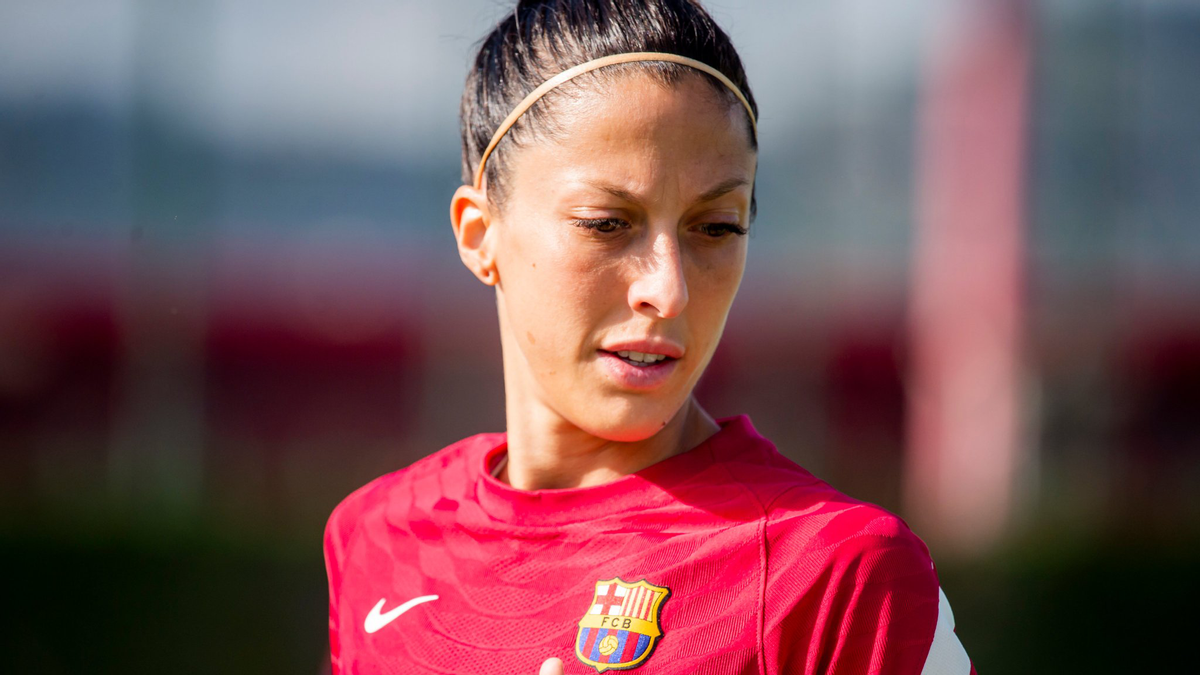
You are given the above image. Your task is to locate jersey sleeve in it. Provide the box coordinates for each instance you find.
[323,483,372,675]
[764,504,975,675]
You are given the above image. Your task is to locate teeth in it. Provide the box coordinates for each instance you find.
[615,350,667,364]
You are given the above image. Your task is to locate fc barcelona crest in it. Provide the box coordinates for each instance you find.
[575,577,671,672]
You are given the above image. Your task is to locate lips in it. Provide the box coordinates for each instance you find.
[608,349,671,366]
[599,340,684,360]
[597,352,677,390]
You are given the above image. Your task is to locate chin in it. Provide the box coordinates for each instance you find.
[571,395,687,443]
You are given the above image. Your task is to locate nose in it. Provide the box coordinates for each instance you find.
[627,232,689,319]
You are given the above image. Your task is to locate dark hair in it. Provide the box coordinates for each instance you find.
[459,0,758,205]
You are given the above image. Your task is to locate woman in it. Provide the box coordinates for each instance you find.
[325,1,975,673]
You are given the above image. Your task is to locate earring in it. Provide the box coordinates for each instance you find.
[482,268,496,285]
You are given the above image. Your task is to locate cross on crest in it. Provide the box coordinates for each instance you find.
[594,585,626,616]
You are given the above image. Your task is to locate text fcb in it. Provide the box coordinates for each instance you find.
[575,578,671,672]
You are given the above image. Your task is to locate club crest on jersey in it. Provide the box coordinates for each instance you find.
[575,577,671,672]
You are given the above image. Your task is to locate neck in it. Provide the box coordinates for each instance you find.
[501,397,719,491]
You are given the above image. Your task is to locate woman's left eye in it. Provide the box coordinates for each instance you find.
[697,223,748,238]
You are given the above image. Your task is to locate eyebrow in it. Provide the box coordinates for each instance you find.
[581,176,751,206]
[696,177,752,204]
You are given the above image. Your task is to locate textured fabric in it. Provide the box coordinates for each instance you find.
[324,416,975,674]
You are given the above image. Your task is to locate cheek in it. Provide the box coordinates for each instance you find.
[500,229,623,358]
[687,245,747,319]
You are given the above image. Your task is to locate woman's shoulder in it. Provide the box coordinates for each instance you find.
[712,417,932,567]
[324,431,503,542]
[757,481,962,674]
[747,467,938,628]
[748,460,967,673]
[715,419,914,528]
[764,481,933,573]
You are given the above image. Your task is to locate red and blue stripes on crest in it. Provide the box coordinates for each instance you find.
[577,627,652,666]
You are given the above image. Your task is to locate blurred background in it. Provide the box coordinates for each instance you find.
[2,0,1197,672]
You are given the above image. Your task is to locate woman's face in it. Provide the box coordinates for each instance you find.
[489,72,756,442]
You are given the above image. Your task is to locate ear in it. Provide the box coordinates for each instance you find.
[449,184,499,286]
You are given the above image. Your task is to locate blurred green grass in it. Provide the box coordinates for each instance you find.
[940,526,1199,674]
[3,513,328,674]
[4,512,1196,674]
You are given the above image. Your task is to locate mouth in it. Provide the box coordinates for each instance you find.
[601,349,677,368]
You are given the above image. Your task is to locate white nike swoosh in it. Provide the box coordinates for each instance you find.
[363,595,439,634]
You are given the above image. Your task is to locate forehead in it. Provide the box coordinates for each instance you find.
[553,69,751,145]
[509,72,757,193]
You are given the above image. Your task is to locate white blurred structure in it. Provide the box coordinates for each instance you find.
[907,0,1030,554]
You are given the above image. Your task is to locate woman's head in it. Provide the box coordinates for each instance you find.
[460,0,757,203]
[450,0,758,443]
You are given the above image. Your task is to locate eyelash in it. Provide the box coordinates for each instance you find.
[571,219,748,238]
[698,223,748,237]
[572,218,629,233]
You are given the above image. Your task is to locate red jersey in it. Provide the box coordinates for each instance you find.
[325,416,975,674]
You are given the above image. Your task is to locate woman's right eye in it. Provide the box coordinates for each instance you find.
[572,218,629,234]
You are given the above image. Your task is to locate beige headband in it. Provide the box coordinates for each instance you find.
[473,51,757,189]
